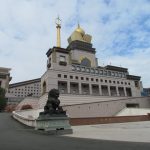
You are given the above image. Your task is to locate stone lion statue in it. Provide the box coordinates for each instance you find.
[42,89,66,115]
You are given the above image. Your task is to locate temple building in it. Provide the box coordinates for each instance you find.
[41,20,142,98]
[13,18,150,118]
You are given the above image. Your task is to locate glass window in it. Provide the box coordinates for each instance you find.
[64,75,67,78]
[104,71,107,76]
[108,71,111,76]
[91,69,94,73]
[59,55,66,62]
[100,70,103,75]
[58,74,61,78]
[119,73,122,77]
[76,66,80,71]
[95,70,99,74]
[81,77,84,80]
[86,68,90,72]
[81,67,85,72]
[72,66,76,71]
[112,72,115,76]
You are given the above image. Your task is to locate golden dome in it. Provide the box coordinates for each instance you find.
[75,24,85,36]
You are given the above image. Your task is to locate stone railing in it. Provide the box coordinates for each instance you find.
[12,109,43,127]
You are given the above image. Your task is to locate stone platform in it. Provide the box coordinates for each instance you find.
[35,115,72,134]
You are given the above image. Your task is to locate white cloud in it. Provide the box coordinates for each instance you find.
[0,0,150,88]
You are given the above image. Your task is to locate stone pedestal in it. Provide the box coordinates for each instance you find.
[35,115,73,134]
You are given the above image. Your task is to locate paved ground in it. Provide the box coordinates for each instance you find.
[1,113,150,150]
[65,121,150,143]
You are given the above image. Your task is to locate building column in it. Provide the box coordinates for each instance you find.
[124,87,127,96]
[108,86,111,96]
[116,86,119,96]
[99,85,102,95]
[89,84,92,95]
[79,83,82,94]
[67,81,70,94]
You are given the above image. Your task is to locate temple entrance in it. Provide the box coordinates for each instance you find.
[92,84,99,95]
[101,85,109,96]
[70,82,79,94]
[58,81,67,94]
[118,87,125,96]
[126,88,132,96]
[81,83,90,95]
[110,86,117,96]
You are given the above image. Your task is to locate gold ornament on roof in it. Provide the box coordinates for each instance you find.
[68,23,92,44]
[75,24,85,36]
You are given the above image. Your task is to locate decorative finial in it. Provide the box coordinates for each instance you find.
[55,15,61,47]
[77,21,80,28]
[55,15,61,26]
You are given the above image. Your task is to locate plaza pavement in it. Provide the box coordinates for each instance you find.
[64,121,150,143]
[1,113,150,150]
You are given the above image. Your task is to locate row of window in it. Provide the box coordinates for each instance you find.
[72,65,127,78]
[58,74,131,85]
[9,90,39,94]
[8,89,40,93]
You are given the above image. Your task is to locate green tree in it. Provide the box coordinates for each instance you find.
[0,87,6,112]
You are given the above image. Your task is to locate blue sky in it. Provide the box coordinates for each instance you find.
[0,0,150,87]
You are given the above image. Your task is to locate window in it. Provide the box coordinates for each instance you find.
[64,75,67,78]
[72,66,76,70]
[77,66,80,71]
[86,68,90,72]
[91,78,94,81]
[95,70,99,74]
[81,67,85,72]
[75,76,78,80]
[96,79,98,82]
[81,77,84,80]
[59,55,66,62]
[104,71,107,76]
[108,71,111,76]
[112,72,115,76]
[86,78,89,81]
[113,81,116,84]
[70,76,73,79]
[109,80,112,83]
[100,70,103,75]
[91,69,94,73]
[105,80,107,83]
[117,81,120,84]
[0,81,2,87]
[100,79,103,82]
[58,74,61,78]
[135,81,139,87]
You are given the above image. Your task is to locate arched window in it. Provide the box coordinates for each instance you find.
[81,57,91,67]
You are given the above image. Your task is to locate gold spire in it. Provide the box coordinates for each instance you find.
[55,16,61,47]
[75,23,85,36]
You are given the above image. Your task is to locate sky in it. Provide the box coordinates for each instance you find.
[0,0,150,87]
